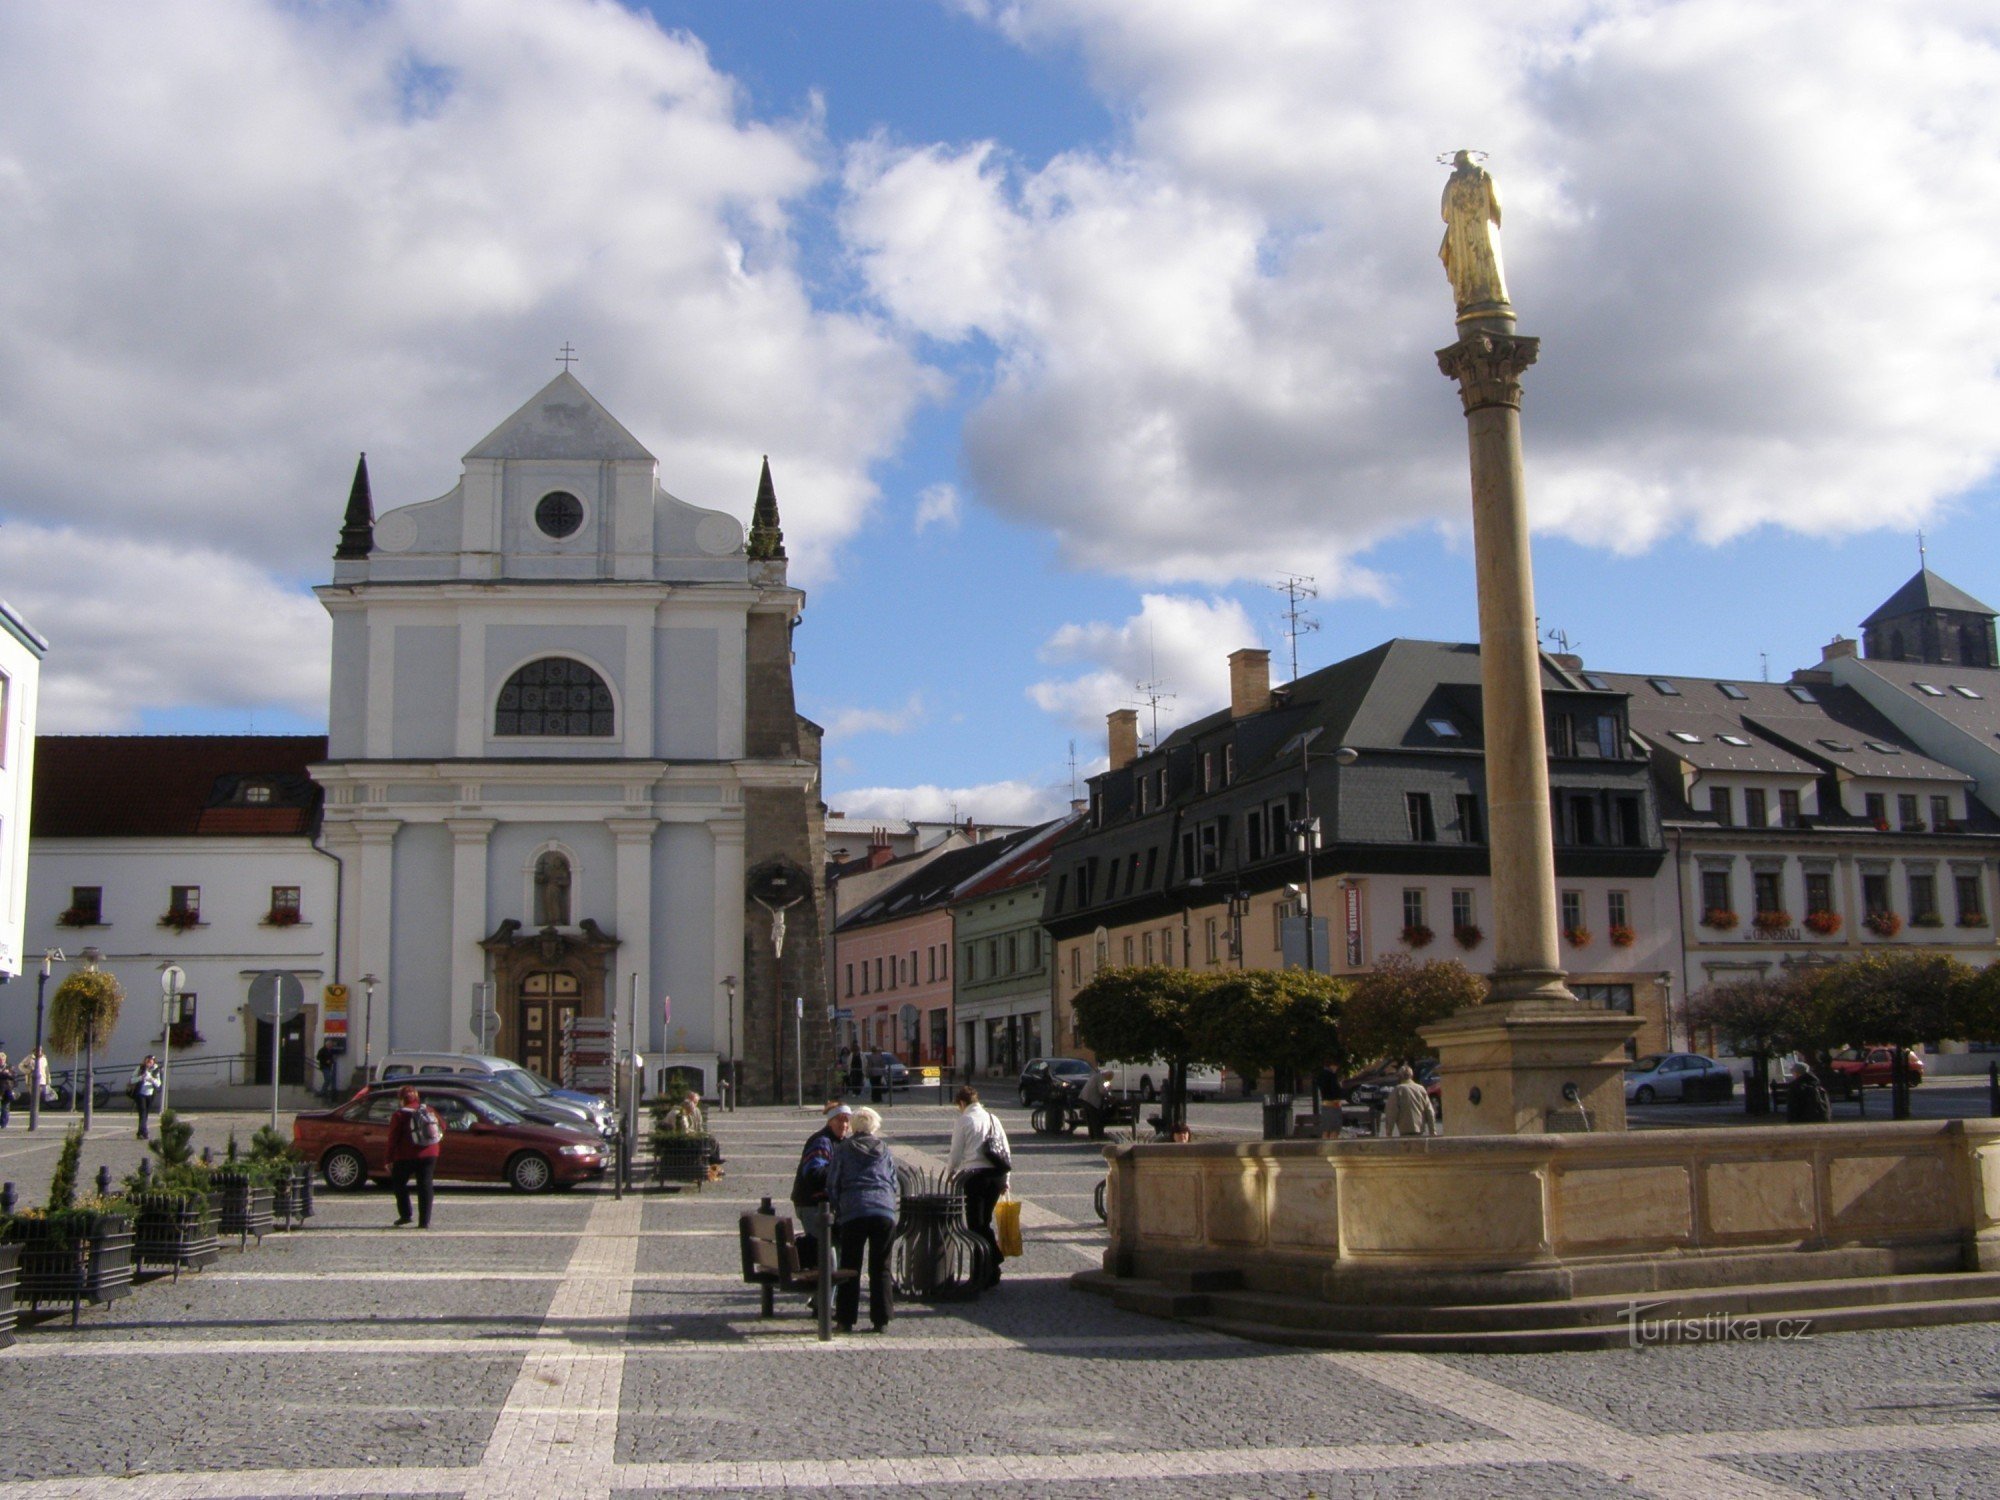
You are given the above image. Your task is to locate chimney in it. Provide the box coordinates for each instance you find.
[1821,635,1858,664]
[1107,708,1140,771]
[1228,648,1272,719]
[1070,798,1088,816]
[1550,652,1583,675]
[865,826,894,869]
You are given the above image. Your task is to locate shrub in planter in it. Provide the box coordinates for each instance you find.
[1702,908,1740,931]
[1864,910,1904,938]
[131,1188,219,1278]
[1452,923,1483,949]
[1804,909,1843,935]
[7,1131,135,1320]
[213,1170,274,1247]
[649,1097,715,1186]
[1608,923,1636,947]
[245,1126,313,1227]
[1400,923,1434,949]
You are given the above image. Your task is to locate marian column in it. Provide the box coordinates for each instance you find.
[1423,151,1639,1133]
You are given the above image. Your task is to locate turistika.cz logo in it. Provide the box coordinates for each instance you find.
[1618,1301,1814,1348]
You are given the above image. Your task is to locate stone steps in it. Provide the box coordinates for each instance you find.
[1073,1267,2000,1352]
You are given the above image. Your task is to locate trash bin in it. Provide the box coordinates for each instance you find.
[891,1173,990,1301]
[1260,1092,1294,1141]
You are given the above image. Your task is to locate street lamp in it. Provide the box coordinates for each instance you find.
[359,973,379,1085]
[1284,729,1325,974]
[1225,890,1252,968]
[77,946,104,1130]
[1181,876,1206,967]
[722,974,738,1112]
[159,964,186,1120]
[27,947,66,1132]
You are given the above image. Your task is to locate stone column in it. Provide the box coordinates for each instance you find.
[1435,328,1567,1005]
[446,818,495,1054]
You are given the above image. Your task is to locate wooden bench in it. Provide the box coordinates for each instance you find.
[738,1200,857,1341]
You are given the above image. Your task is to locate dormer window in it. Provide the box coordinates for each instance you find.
[1426,717,1462,739]
[1579,672,1611,691]
[1864,741,1901,755]
[1915,682,1944,696]
[1952,685,1984,699]
[495,657,614,737]
[1669,731,1702,744]
[1717,733,1751,746]
[241,782,273,804]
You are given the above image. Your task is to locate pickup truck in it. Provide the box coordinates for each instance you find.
[1828,1046,1924,1092]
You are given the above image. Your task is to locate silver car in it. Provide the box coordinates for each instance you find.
[380,1052,614,1137]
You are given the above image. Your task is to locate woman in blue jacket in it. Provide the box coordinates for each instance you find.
[824,1106,900,1332]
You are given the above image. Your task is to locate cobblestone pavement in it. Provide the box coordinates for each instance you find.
[1,1101,1996,1498]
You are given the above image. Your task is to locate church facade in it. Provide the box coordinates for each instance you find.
[311,372,829,1103]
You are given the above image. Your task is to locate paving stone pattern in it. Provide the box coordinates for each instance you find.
[0,1103,1995,1498]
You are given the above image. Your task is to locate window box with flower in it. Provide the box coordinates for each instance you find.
[1452,923,1483,949]
[261,908,303,928]
[1401,923,1435,949]
[1701,908,1739,931]
[1752,909,1792,933]
[158,910,203,933]
[1564,926,1592,948]
[56,908,102,929]
[1910,911,1944,928]
[1804,909,1843,935]
[1608,923,1636,948]
[1863,910,1903,938]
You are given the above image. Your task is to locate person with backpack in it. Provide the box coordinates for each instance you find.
[946,1085,1011,1288]
[1786,1062,1832,1124]
[387,1085,444,1228]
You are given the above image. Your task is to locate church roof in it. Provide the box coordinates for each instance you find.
[31,736,328,838]
[463,372,654,463]
[1861,569,1997,627]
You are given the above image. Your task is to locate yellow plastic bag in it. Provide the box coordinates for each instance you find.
[994,1195,1024,1258]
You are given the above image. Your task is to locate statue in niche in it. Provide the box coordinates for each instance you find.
[534,852,572,927]
[1439,149,1511,315]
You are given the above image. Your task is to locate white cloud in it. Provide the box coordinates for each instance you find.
[828,778,1069,827]
[852,1,2000,581]
[1028,592,1264,739]
[0,0,932,721]
[820,693,926,739]
[0,523,328,731]
[913,482,963,532]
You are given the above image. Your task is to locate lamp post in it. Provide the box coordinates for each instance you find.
[1659,970,1676,1053]
[1225,890,1251,968]
[159,964,186,1120]
[77,946,104,1131]
[1181,876,1206,967]
[27,948,65,1132]
[722,974,738,1112]
[359,973,378,1086]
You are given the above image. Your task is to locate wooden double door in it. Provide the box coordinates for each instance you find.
[516,971,582,1079]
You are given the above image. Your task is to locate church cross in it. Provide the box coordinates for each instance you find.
[556,342,579,371]
[1918,529,1927,566]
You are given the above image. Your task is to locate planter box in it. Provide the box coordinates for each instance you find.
[652,1134,715,1187]
[268,1165,314,1229]
[9,1213,134,1326]
[132,1194,220,1278]
[214,1175,274,1247]
[0,1243,17,1350]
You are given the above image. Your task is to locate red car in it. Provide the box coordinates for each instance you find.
[1829,1046,1925,1092]
[294,1088,606,1193]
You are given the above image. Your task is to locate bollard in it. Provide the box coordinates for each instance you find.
[1856,1086,1866,1118]
[1,1182,14,1216]
[816,1201,834,1342]
[96,1165,112,1197]
[1989,1062,1998,1118]
[138,1158,152,1185]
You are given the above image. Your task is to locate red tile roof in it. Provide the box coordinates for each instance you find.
[31,736,328,839]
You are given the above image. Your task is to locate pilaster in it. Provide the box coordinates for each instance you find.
[709,817,746,1080]
[354,818,401,1054]
[447,818,496,1052]
[610,816,659,1049]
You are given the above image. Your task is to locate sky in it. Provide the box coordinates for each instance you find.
[3,0,1999,827]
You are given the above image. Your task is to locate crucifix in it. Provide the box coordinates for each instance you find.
[556,342,579,371]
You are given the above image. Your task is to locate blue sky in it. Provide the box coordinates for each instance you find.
[2,1,1997,825]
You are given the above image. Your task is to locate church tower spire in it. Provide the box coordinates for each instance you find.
[746,456,786,561]
[335,453,375,559]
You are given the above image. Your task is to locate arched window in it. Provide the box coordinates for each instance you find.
[495,657,614,737]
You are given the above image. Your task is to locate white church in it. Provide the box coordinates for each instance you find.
[22,373,830,1104]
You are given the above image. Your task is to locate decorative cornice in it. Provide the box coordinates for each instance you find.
[1436,332,1540,414]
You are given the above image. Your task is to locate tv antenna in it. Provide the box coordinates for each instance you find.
[1134,680,1175,750]
[1067,739,1079,802]
[1275,574,1320,681]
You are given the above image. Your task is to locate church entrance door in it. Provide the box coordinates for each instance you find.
[517,971,582,1079]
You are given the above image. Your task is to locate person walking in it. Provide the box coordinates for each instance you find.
[0,1051,15,1128]
[1077,1068,1113,1140]
[315,1042,338,1103]
[946,1085,1011,1287]
[789,1103,852,1274]
[1786,1061,1832,1124]
[27,1047,50,1106]
[825,1105,900,1333]
[131,1055,163,1140]
[387,1085,443,1228]
[1387,1065,1437,1137]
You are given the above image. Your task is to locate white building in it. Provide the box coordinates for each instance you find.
[0,599,48,982]
[311,372,828,1100]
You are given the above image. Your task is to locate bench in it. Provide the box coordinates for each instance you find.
[738,1199,857,1342]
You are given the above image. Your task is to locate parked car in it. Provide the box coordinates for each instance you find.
[1018,1056,1097,1107]
[380,1052,614,1135]
[1828,1046,1925,1093]
[351,1076,595,1136]
[1624,1053,1735,1104]
[859,1051,910,1090]
[295,1087,606,1193]
[1101,1058,1228,1102]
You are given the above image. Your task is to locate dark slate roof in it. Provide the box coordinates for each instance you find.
[1596,673,1966,784]
[31,736,327,838]
[836,827,1042,931]
[1843,657,2000,740]
[1861,568,1998,626]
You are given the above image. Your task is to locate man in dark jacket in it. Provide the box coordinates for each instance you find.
[1786,1062,1832,1124]
[789,1103,852,1271]
[824,1107,900,1332]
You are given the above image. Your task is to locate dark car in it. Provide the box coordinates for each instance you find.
[1346,1060,1443,1117]
[295,1086,605,1193]
[1018,1056,1097,1107]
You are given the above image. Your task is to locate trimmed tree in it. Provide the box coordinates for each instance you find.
[1071,965,1222,1128]
[49,967,125,1130]
[1193,969,1347,1096]
[1341,955,1486,1069]
[1811,952,1976,1119]
[1686,975,1805,1115]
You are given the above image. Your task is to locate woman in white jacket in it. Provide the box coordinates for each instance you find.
[947,1086,1010,1286]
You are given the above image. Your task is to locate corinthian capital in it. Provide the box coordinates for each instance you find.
[1436,332,1540,414]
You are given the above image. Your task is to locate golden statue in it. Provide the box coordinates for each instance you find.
[1439,150,1510,316]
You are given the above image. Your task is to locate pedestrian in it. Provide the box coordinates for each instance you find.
[946,1085,1011,1287]
[1786,1062,1832,1124]
[1166,1120,1192,1143]
[0,1050,14,1128]
[315,1042,338,1102]
[664,1088,725,1173]
[824,1105,900,1333]
[131,1054,162,1139]
[789,1102,852,1273]
[28,1047,50,1105]
[1077,1067,1113,1139]
[387,1085,443,1228]
[847,1050,865,1093]
[1387,1065,1437,1137]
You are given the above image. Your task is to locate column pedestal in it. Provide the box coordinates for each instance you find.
[1421,1001,1641,1136]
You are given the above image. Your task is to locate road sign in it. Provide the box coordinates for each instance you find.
[831,1007,853,1020]
[471,1008,500,1046]
[795,995,804,1018]
[248,970,306,1022]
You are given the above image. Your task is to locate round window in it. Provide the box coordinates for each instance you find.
[535,490,584,538]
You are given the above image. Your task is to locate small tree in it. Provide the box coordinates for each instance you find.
[49,967,125,1130]
[1193,969,1346,1094]
[1072,965,1222,1127]
[1813,952,1976,1119]
[1341,955,1486,1069]
[46,1124,85,1213]
[1686,975,1804,1115]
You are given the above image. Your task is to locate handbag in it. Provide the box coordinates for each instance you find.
[994,1194,1023,1258]
[980,1116,1013,1172]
